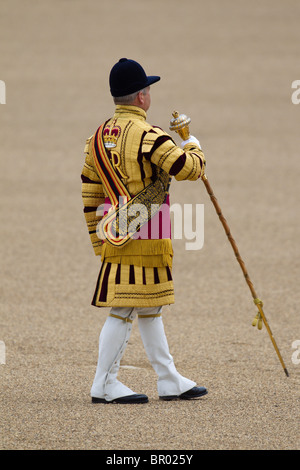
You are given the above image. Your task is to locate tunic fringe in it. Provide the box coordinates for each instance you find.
[92,262,174,307]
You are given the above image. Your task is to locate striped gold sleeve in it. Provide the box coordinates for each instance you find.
[142,128,205,181]
[81,136,106,256]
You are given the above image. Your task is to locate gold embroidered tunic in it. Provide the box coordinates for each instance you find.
[81,105,205,307]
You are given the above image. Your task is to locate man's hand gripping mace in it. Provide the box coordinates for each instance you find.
[169,111,289,377]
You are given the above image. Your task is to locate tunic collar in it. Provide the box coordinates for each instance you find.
[114,105,147,121]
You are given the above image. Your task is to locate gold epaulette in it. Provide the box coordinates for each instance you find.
[84,135,93,154]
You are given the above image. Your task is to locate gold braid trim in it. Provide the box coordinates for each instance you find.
[137,313,162,318]
[109,313,133,323]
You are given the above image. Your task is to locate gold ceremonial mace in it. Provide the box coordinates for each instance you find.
[169,111,289,377]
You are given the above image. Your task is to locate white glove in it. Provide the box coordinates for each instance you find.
[180,135,201,149]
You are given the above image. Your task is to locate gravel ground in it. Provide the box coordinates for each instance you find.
[0,0,299,451]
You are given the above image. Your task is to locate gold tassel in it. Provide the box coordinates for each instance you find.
[252,311,263,330]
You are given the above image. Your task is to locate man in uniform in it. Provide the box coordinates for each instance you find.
[81,58,208,404]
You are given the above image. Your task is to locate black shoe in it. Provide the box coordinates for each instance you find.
[92,394,148,404]
[159,386,208,401]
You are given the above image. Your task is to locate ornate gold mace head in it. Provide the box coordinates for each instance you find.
[169,111,191,141]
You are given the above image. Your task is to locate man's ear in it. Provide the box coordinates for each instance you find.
[137,90,144,105]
